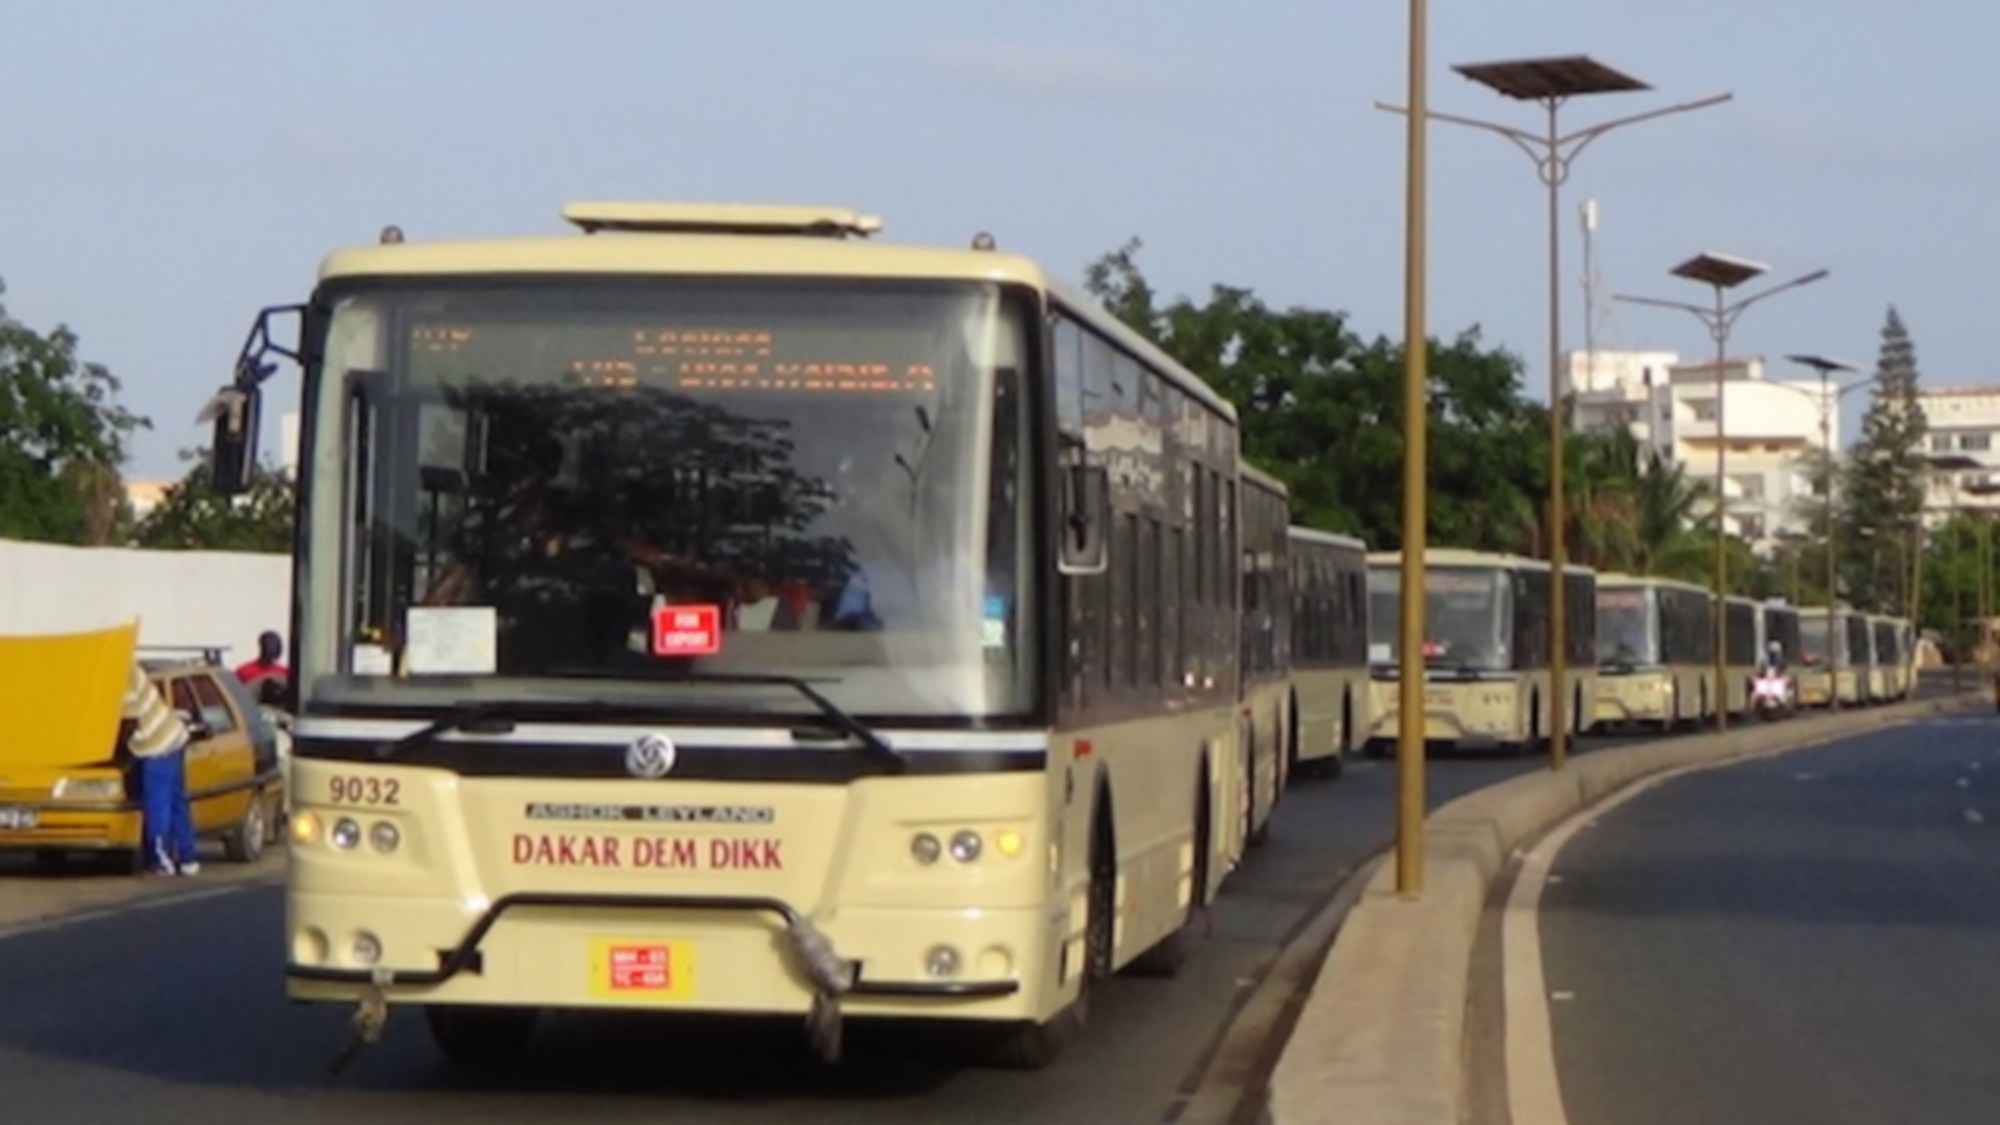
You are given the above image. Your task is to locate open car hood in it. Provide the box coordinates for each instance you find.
[0,621,136,770]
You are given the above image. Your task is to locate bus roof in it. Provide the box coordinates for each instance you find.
[316,201,1239,422]
[1239,461,1288,497]
[1365,547,1597,575]
[1288,525,1366,551]
[1594,572,1712,597]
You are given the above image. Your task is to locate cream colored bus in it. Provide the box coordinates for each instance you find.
[1285,527,1369,776]
[1591,574,1715,731]
[202,202,1257,1071]
[1721,595,1761,718]
[1797,608,1866,707]
[1866,614,1911,702]
[1237,463,1293,846]
[1361,549,1597,756]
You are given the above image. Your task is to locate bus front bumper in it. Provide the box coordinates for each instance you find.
[285,890,1038,1021]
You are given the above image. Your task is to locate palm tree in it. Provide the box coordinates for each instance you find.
[1630,449,1704,577]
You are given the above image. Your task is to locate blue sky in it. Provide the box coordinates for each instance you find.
[2,0,1991,478]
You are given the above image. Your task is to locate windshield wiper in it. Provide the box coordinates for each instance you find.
[659,670,906,774]
[378,699,599,760]
[375,675,905,773]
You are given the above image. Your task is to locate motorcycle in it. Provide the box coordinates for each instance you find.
[1752,664,1796,720]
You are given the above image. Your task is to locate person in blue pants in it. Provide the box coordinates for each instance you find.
[122,663,198,876]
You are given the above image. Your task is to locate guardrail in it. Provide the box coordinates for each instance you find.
[1268,689,1986,1124]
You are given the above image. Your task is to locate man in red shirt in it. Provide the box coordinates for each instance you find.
[235,630,289,696]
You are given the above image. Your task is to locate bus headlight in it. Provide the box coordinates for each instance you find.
[351,931,382,966]
[925,945,962,978]
[911,833,942,866]
[369,821,401,854]
[330,817,362,850]
[994,829,1025,859]
[949,830,983,863]
[291,810,322,845]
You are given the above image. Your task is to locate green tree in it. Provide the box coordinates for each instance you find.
[1840,306,1928,613]
[131,452,295,553]
[1079,242,1545,554]
[0,280,150,543]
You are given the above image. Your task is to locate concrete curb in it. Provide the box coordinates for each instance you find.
[1267,691,1985,1125]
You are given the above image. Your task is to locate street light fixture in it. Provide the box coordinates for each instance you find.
[1391,0,1431,898]
[1616,254,1830,732]
[1784,354,1864,709]
[1378,58,1730,773]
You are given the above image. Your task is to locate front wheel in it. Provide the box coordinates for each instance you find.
[426,1005,540,1070]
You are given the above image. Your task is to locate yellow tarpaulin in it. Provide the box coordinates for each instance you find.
[0,620,138,769]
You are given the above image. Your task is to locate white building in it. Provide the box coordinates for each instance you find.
[1571,350,1837,554]
[1917,386,2000,525]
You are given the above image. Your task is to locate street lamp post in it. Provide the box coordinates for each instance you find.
[1378,59,1729,772]
[1617,255,1829,732]
[1784,354,1863,709]
[1392,0,1430,898]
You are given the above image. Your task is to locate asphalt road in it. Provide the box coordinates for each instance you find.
[1527,705,2000,1125]
[0,684,1950,1125]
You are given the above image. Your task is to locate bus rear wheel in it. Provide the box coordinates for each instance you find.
[425,1005,539,1070]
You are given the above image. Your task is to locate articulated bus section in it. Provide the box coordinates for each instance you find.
[1360,550,1597,757]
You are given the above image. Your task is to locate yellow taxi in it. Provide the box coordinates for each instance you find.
[0,623,285,870]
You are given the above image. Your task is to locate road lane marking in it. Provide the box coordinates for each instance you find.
[1550,991,1575,1002]
[1967,809,1986,825]
[1498,737,1851,1125]
[1958,778,1971,789]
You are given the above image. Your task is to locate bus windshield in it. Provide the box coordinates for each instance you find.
[1596,588,1657,666]
[296,279,1035,720]
[1366,566,1511,671]
[1799,617,1831,665]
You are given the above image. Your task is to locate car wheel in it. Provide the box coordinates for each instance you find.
[225,792,267,864]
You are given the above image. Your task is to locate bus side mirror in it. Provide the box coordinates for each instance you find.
[198,378,261,496]
[1058,464,1109,576]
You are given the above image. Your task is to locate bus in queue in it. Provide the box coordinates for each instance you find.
[1237,462,1292,847]
[1591,573,1715,731]
[1721,595,1761,718]
[1285,526,1370,776]
[199,201,1261,1071]
[1856,612,1904,700]
[1797,607,1865,707]
[1360,549,1597,756]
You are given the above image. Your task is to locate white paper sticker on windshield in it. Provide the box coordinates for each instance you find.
[352,643,393,676]
[1368,642,1392,663]
[405,606,498,675]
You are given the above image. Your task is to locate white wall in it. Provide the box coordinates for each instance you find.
[0,539,291,664]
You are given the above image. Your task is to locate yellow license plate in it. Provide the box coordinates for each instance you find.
[589,938,696,1001]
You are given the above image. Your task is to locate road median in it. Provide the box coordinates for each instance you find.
[1268,691,1985,1125]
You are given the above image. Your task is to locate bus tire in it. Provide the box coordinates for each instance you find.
[1323,694,1349,780]
[990,798,1112,1069]
[1129,765,1209,979]
[425,1005,539,1070]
